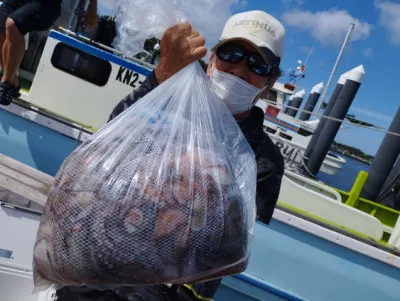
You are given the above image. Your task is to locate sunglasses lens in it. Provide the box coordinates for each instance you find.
[217,42,272,77]
[248,55,271,77]
[217,43,244,64]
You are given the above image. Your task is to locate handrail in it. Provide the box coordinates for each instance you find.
[57,27,157,71]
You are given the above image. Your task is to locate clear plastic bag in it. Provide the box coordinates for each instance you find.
[33,62,257,291]
[112,0,235,56]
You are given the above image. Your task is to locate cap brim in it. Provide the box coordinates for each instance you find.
[212,35,280,67]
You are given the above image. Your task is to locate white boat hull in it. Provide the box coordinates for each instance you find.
[0,204,51,301]
[269,134,346,176]
[256,100,347,175]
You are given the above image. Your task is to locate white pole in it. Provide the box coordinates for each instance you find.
[314,23,355,116]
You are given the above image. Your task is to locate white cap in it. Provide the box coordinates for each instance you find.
[347,65,365,84]
[338,72,348,85]
[311,82,324,94]
[295,89,306,98]
[214,10,285,66]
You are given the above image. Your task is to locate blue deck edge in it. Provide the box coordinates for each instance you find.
[234,273,308,301]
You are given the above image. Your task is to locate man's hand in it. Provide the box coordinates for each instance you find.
[155,22,207,84]
[85,1,98,30]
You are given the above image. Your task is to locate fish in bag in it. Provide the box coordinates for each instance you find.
[33,62,257,291]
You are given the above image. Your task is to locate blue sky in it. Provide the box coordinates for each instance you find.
[98,0,400,156]
[253,0,400,157]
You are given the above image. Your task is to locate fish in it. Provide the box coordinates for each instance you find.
[33,135,251,287]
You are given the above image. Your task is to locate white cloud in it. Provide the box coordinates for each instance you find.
[374,1,400,45]
[351,107,393,123]
[362,47,373,58]
[282,9,373,46]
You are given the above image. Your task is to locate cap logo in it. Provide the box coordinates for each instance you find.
[232,19,276,38]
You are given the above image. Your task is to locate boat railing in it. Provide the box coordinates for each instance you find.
[389,217,400,247]
[57,27,157,71]
[279,169,385,240]
[284,169,342,201]
[264,97,400,138]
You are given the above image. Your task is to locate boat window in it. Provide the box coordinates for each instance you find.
[267,90,278,103]
[279,132,292,141]
[51,43,112,86]
[264,126,277,134]
[297,127,313,137]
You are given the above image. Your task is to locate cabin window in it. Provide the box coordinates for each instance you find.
[279,132,292,141]
[266,90,278,103]
[298,128,313,137]
[264,126,277,134]
[51,43,112,86]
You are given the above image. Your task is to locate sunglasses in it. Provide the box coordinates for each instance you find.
[215,42,275,77]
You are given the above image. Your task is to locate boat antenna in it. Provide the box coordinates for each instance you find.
[303,45,314,67]
[314,23,355,116]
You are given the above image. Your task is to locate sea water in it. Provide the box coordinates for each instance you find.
[318,153,370,192]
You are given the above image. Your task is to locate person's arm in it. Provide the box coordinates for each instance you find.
[108,70,159,121]
[109,22,206,121]
[85,0,98,29]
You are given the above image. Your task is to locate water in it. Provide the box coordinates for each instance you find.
[318,153,370,192]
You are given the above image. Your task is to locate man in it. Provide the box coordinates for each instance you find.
[56,10,285,301]
[0,0,98,105]
[110,10,285,224]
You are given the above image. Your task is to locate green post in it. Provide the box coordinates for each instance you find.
[345,171,369,207]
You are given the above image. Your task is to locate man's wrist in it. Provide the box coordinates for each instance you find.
[88,0,97,9]
[154,66,169,84]
[150,70,160,87]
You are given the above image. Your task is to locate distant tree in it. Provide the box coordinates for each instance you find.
[332,141,374,161]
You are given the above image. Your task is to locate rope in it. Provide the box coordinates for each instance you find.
[262,99,400,137]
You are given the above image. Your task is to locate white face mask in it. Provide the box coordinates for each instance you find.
[210,65,265,115]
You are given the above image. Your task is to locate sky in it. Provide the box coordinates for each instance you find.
[97,0,400,156]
